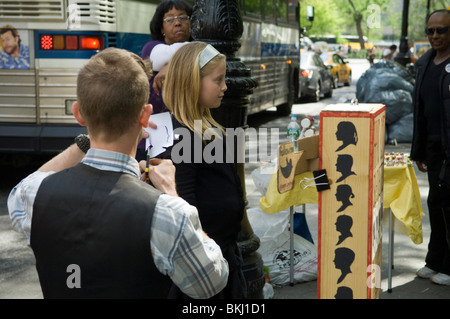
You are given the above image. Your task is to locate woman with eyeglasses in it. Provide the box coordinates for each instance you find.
[411,9,450,286]
[137,0,193,161]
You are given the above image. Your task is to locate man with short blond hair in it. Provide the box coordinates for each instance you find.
[8,48,228,298]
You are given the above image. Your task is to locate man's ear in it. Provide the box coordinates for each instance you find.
[72,101,86,126]
[139,103,153,127]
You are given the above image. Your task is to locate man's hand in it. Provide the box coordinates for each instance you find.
[141,118,157,140]
[416,160,428,172]
[140,158,177,196]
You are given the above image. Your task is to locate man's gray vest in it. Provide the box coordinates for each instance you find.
[31,163,172,298]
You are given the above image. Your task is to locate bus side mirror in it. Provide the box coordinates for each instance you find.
[306,6,314,22]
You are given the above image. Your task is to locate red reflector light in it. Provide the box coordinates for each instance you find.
[39,34,104,51]
[65,35,78,50]
[40,35,53,50]
[53,35,65,50]
[80,36,103,50]
[301,70,311,77]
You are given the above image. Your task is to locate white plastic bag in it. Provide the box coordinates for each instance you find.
[250,161,277,196]
[247,207,317,286]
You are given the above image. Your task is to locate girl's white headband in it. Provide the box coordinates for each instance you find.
[199,44,220,69]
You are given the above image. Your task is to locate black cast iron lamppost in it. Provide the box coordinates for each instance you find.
[394,0,411,66]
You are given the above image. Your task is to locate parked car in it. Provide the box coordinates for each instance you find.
[320,52,352,88]
[299,51,333,102]
[300,36,314,51]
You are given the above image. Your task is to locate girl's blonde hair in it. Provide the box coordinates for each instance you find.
[163,41,226,139]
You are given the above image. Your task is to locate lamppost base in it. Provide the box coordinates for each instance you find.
[394,55,411,67]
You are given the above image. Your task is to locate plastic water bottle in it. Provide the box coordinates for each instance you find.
[263,282,274,299]
[287,114,300,152]
[263,268,274,299]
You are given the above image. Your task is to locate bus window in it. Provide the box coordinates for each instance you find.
[262,0,275,21]
[287,0,299,27]
[243,0,262,17]
[276,0,288,24]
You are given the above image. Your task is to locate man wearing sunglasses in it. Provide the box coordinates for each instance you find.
[411,9,450,286]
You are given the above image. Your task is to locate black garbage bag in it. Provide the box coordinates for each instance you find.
[370,59,415,83]
[356,60,414,125]
[387,112,414,142]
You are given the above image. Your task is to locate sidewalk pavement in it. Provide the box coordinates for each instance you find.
[1,140,449,299]
[244,141,449,299]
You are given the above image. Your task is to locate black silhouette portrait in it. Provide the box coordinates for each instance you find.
[335,184,355,212]
[335,286,353,299]
[334,247,355,284]
[335,121,358,151]
[336,154,356,183]
[335,214,353,244]
[280,157,293,178]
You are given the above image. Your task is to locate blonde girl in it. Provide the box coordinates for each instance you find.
[162,41,247,299]
[163,41,226,139]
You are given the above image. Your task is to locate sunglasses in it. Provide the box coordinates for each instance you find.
[425,26,449,35]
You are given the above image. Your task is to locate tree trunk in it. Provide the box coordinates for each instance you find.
[355,12,366,50]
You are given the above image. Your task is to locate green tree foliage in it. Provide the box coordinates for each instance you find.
[300,0,346,36]
[408,0,448,42]
[301,0,448,46]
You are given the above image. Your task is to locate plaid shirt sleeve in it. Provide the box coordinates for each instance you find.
[7,171,53,245]
[151,194,229,299]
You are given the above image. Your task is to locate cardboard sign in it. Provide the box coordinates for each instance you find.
[277,142,302,193]
[277,135,320,194]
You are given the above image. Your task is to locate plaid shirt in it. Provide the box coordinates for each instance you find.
[8,148,228,299]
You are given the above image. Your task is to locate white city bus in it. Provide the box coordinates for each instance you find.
[238,0,300,116]
[0,0,155,154]
[0,0,300,154]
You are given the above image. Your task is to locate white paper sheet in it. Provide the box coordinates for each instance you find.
[144,112,173,157]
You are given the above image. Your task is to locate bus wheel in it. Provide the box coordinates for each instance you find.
[277,101,293,116]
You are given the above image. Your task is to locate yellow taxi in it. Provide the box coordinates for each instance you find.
[320,52,352,88]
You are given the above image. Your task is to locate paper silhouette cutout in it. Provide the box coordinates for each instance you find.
[335,184,355,212]
[335,121,358,152]
[280,157,293,178]
[335,286,353,299]
[336,154,356,183]
[334,247,355,284]
[335,214,353,245]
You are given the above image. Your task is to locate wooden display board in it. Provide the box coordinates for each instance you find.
[318,104,385,299]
